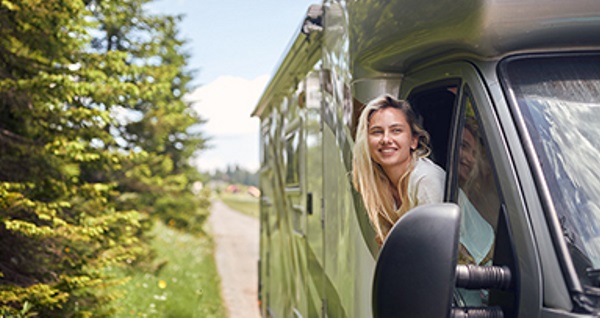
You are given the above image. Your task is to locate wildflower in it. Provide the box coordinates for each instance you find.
[158,280,167,289]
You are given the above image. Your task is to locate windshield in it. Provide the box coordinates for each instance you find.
[502,55,600,282]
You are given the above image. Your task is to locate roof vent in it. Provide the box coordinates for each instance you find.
[302,4,323,35]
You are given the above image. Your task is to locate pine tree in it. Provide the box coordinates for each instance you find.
[0,0,208,316]
[86,0,209,234]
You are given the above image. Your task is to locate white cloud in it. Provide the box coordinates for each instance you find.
[190,133,260,173]
[185,75,268,135]
[186,75,269,173]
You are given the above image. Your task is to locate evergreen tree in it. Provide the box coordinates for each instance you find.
[87,0,209,234]
[0,0,208,316]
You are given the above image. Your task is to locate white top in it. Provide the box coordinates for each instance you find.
[407,157,445,208]
[458,191,495,265]
[407,157,494,265]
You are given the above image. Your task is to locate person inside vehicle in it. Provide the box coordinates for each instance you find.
[459,117,500,230]
[455,114,496,306]
[352,94,445,245]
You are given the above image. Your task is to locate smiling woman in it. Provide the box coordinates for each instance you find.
[367,106,418,184]
[352,94,446,244]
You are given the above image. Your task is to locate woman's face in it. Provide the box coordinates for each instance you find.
[367,107,418,175]
[459,128,477,183]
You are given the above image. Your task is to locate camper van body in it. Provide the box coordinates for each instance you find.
[252,0,600,317]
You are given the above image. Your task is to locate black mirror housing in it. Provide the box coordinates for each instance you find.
[372,203,461,318]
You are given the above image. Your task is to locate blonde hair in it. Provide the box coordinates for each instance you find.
[352,94,431,242]
[461,117,482,192]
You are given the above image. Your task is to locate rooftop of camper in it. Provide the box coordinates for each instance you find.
[350,0,600,76]
[253,0,600,117]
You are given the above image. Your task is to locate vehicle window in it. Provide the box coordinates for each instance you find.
[284,83,304,188]
[501,55,600,286]
[409,85,458,170]
[454,91,502,306]
[284,128,301,186]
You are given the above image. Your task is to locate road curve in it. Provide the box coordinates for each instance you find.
[209,199,260,318]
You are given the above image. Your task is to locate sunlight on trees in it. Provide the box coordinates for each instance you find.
[0,0,209,315]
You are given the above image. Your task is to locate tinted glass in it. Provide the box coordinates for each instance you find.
[503,55,600,281]
[455,93,501,306]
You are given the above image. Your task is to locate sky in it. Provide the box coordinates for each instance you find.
[146,0,318,173]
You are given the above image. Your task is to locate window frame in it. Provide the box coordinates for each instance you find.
[499,53,600,295]
[400,61,530,314]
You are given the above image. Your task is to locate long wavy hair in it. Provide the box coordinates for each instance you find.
[460,117,482,192]
[352,94,431,242]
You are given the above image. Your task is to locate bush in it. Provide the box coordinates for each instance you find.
[155,188,211,236]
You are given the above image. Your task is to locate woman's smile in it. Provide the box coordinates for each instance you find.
[367,107,418,182]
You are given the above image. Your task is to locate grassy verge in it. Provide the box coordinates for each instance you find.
[109,221,226,318]
[218,192,259,218]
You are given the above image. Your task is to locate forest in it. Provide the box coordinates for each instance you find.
[0,0,211,316]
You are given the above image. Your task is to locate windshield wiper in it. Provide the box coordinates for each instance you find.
[568,268,600,314]
[586,268,600,288]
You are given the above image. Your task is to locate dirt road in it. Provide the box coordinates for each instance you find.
[209,200,261,318]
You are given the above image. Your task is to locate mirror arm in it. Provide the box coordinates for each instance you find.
[450,307,504,318]
[455,264,512,290]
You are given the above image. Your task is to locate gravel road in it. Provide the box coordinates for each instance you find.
[209,199,261,318]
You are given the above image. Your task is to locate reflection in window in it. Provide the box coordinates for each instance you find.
[261,119,271,166]
[455,93,501,306]
[285,130,300,187]
[459,99,500,230]
[503,55,600,275]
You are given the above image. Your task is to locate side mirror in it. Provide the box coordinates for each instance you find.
[372,203,460,318]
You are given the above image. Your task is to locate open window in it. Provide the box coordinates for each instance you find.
[408,82,459,170]
[407,77,518,314]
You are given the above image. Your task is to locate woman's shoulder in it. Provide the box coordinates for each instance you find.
[408,157,445,206]
[413,157,445,179]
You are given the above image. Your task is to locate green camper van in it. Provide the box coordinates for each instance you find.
[252,1,600,317]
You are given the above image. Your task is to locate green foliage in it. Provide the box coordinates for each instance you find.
[154,187,211,235]
[108,221,226,317]
[0,0,209,316]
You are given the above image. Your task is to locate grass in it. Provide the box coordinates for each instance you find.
[218,192,259,218]
[108,221,226,318]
